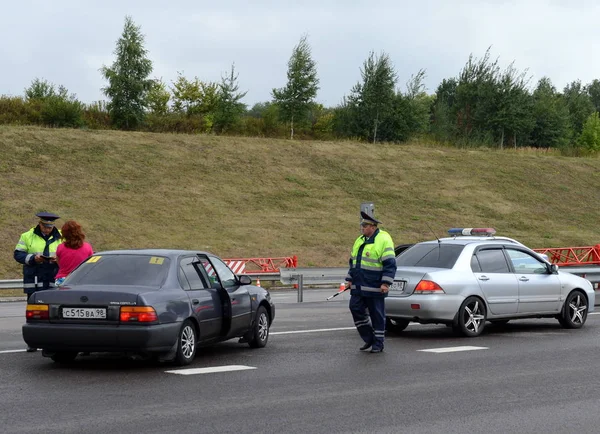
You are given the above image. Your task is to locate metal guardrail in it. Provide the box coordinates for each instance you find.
[279,267,347,285]
[3,265,600,301]
[0,272,281,291]
[0,280,22,290]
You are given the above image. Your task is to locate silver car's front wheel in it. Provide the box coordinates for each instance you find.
[455,296,486,337]
[559,291,588,329]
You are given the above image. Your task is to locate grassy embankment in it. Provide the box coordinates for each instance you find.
[2,125,600,282]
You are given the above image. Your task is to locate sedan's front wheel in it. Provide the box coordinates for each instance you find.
[558,291,588,329]
[454,296,486,337]
[174,320,197,366]
[248,306,269,348]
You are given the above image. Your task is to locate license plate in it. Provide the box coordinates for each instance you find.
[390,281,405,291]
[62,307,107,319]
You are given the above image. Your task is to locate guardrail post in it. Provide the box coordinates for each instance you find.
[296,274,303,302]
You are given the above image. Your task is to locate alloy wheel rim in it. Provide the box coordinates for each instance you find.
[181,325,195,358]
[257,313,268,341]
[464,300,485,334]
[569,294,587,324]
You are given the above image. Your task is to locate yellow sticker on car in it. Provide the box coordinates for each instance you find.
[149,257,165,265]
[87,256,101,263]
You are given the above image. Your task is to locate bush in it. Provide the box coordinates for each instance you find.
[142,113,207,134]
[0,96,39,125]
[82,101,111,130]
[40,96,83,128]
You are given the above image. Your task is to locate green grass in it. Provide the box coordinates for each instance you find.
[2,125,600,280]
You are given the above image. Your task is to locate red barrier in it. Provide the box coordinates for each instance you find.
[533,245,600,266]
[224,256,298,273]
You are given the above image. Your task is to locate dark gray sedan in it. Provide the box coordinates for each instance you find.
[23,249,275,364]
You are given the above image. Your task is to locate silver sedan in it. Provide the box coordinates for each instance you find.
[386,231,595,337]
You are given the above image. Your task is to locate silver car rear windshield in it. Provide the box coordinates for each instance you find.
[396,244,464,268]
[64,254,170,287]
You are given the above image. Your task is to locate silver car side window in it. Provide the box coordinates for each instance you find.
[476,249,511,273]
[506,249,547,274]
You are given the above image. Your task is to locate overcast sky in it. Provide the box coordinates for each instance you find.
[2,0,599,108]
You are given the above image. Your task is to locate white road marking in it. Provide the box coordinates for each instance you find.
[271,323,423,336]
[271,327,355,335]
[0,349,27,354]
[418,346,488,353]
[165,365,256,375]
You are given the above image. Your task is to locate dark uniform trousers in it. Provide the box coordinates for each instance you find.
[349,294,386,350]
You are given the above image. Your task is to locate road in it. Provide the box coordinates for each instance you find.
[1,288,600,434]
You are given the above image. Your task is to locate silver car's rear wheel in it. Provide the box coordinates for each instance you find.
[386,317,410,334]
[455,296,486,337]
[559,291,588,329]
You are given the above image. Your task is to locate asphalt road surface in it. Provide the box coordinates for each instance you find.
[1,288,600,434]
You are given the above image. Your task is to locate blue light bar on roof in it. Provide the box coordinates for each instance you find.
[448,228,497,236]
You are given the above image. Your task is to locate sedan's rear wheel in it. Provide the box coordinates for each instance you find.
[455,296,486,337]
[386,317,410,334]
[559,291,588,329]
[175,320,197,365]
[51,351,78,363]
[248,306,269,348]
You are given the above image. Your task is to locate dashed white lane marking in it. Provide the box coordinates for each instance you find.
[165,365,256,375]
[0,349,27,354]
[418,346,488,353]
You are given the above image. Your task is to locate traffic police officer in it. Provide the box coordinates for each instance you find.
[14,212,62,290]
[345,211,397,353]
[14,212,62,351]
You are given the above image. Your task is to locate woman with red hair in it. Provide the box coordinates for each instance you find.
[55,220,94,285]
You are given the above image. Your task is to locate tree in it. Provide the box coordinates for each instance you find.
[431,78,458,141]
[402,69,433,136]
[586,79,600,112]
[491,63,534,149]
[146,79,170,115]
[529,77,572,148]
[579,111,600,152]
[347,51,397,143]
[171,73,219,118]
[101,16,153,129]
[563,80,595,135]
[454,48,500,143]
[24,78,56,101]
[214,63,247,133]
[272,35,319,139]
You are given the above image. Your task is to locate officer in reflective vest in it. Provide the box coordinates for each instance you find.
[345,211,397,353]
[14,212,62,298]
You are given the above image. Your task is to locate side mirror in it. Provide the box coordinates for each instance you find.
[238,275,252,285]
[550,264,559,274]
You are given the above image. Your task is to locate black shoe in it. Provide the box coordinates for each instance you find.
[370,347,383,353]
[359,342,372,351]
[26,347,37,353]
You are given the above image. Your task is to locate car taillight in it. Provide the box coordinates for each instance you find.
[26,304,49,320]
[120,306,158,323]
[414,280,445,294]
